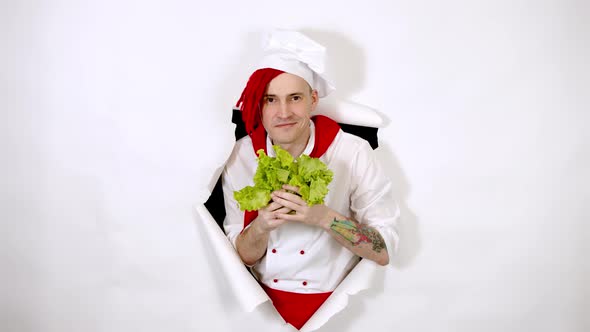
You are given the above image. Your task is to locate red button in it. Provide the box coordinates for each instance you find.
[302,281,307,286]
[273,279,278,283]
[300,250,305,255]
[272,249,277,253]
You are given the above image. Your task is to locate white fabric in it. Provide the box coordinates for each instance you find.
[313,99,386,127]
[255,29,336,97]
[222,121,400,293]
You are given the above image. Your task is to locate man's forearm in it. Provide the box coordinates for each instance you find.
[323,212,389,266]
[235,219,269,266]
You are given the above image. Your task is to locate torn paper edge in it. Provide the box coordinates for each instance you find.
[192,101,387,329]
[194,199,383,331]
[194,203,270,312]
[300,260,381,331]
[194,204,379,332]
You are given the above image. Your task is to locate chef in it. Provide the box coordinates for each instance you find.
[222,29,400,330]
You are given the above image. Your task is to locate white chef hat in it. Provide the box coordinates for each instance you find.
[254,29,336,98]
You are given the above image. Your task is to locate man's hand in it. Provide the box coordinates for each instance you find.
[236,201,291,266]
[253,201,292,233]
[271,185,390,266]
[271,185,337,230]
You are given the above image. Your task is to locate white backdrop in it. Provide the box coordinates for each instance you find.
[1,0,588,331]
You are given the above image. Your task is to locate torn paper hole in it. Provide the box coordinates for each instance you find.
[193,102,394,331]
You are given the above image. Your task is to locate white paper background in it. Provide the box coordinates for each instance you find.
[1,0,588,331]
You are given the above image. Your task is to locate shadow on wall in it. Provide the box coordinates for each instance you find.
[376,141,420,269]
[299,29,367,99]
[302,28,420,269]
[213,30,264,127]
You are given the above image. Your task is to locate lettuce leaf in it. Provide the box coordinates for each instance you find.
[232,186,271,212]
[233,145,333,211]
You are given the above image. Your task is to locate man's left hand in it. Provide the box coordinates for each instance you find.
[271,185,336,230]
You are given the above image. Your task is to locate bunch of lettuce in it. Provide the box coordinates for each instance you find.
[233,145,334,211]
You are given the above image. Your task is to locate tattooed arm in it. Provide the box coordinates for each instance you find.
[327,216,389,265]
[272,186,390,266]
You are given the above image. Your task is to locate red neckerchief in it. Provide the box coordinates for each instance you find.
[243,115,340,228]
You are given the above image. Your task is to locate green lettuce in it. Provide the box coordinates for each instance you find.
[233,145,334,211]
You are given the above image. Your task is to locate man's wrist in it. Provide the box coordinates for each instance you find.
[251,216,270,236]
[322,210,339,231]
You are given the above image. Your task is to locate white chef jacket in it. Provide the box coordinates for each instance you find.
[222,121,400,294]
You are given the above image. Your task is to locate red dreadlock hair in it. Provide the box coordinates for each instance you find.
[236,68,284,135]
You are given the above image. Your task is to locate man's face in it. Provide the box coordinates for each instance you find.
[261,73,319,146]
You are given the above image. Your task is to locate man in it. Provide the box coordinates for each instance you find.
[222,30,399,329]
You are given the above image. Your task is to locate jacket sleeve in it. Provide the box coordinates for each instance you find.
[221,153,245,250]
[349,139,401,265]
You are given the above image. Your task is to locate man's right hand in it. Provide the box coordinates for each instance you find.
[253,201,292,233]
[236,201,291,266]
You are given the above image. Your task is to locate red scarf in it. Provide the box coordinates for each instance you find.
[243,115,340,228]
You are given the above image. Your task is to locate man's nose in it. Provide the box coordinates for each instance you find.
[277,101,292,117]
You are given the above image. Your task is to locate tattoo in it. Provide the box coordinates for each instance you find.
[330,219,386,253]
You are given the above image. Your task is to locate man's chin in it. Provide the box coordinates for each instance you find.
[269,131,294,142]
[270,137,293,146]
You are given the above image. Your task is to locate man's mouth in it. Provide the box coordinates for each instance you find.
[275,123,296,128]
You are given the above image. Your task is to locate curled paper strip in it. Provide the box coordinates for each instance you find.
[313,99,386,128]
[194,203,269,312]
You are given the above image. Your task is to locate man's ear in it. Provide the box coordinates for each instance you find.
[310,89,319,113]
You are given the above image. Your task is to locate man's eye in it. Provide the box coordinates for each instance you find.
[265,97,275,103]
[291,96,301,101]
